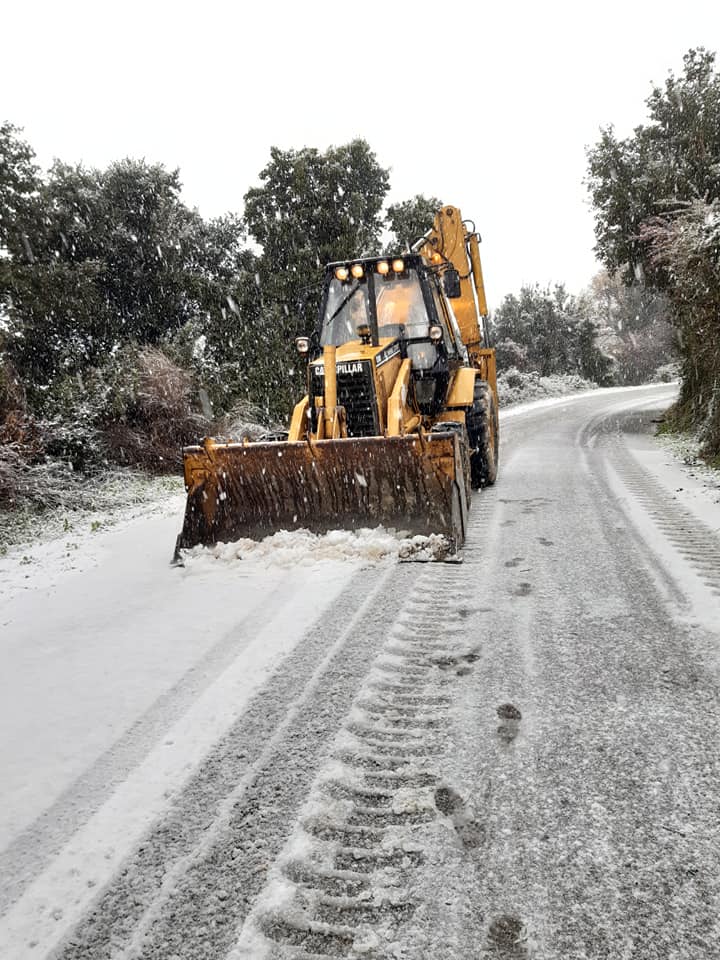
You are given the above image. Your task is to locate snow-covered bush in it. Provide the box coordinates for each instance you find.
[651,362,680,383]
[0,361,43,462]
[496,367,596,406]
[33,346,210,474]
[101,346,210,472]
[0,444,41,507]
[40,375,107,471]
[0,445,81,509]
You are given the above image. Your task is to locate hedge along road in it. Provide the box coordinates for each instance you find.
[1,383,719,959]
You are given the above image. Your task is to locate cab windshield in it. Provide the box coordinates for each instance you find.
[321,268,431,346]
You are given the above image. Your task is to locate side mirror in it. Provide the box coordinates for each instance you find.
[443,267,462,299]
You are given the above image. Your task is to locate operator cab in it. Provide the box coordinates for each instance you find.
[319,255,465,414]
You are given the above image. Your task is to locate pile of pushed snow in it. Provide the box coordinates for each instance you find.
[181,527,453,568]
[497,367,597,406]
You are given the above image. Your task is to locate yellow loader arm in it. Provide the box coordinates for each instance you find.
[416,205,497,403]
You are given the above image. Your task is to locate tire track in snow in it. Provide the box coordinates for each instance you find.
[233,578,465,957]
[53,563,407,960]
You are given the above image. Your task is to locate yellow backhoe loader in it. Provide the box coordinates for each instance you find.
[175,205,499,558]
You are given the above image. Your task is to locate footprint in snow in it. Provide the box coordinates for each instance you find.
[487,915,528,957]
[433,784,485,849]
[496,703,522,745]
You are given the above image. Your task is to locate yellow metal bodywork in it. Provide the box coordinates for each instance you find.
[418,205,498,411]
[468,232,489,318]
[289,340,403,442]
[475,347,497,402]
[178,202,497,558]
[445,367,477,408]
[180,432,469,548]
[288,395,309,442]
[386,359,422,436]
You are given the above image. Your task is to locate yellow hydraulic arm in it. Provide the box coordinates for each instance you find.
[416,205,496,399]
[417,205,488,349]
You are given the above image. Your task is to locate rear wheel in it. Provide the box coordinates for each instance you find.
[467,381,499,489]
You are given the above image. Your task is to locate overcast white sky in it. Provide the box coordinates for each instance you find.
[2,0,719,302]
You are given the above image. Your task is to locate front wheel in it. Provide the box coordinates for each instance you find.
[467,381,499,489]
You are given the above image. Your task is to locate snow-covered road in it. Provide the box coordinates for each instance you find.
[2,383,719,959]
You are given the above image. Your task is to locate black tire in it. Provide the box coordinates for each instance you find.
[467,381,499,489]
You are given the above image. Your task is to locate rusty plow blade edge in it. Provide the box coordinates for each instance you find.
[177,433,468,557]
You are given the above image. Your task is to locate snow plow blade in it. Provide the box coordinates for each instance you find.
[176,432,469,556]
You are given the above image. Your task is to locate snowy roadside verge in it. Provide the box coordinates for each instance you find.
[601,409,720,633]
[0,470,185,556]
[584,383,720,532]
[497,369,597,407]
[626,421,720,532]
[654,430,720,507]
[0,476,185,605]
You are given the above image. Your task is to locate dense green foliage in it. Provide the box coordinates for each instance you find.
[0,123,256,409]
[385,194,442,251]
[586,48,720,455]
[641,202,720,457]
[0,122,40,249]
[5,159,233,390]
[244,141,389,289]
[587,49,720,283]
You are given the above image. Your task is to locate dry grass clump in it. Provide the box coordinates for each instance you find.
[0,444,35,507]
[218,398,284,440]
[103,347,210,471]
[0,447,83,509]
